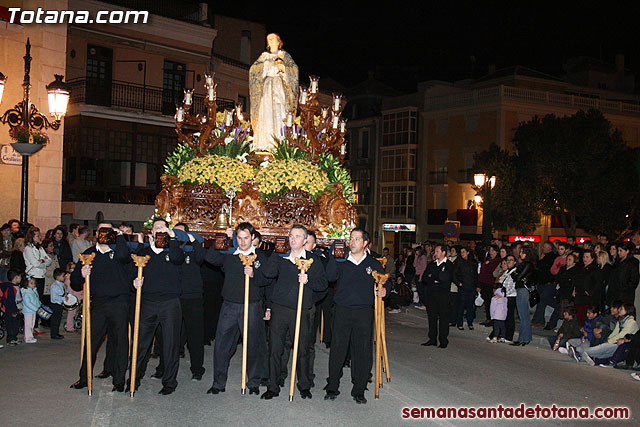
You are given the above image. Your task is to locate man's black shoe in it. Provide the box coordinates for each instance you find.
[438,343,448,349]
[353,395,367,404]
[159,386,175,395]
[421,340,437,346]
[191,373,203,381]
[112,384,125,392]
[51,334,64,340]
[151,372,163,380]
[324,391,339,400]
[260,390,279,400]
[300,389,312,399]
[70,380,87,389]
[510,341,522,346]
[249,387,260,395]
[206,387,225,394]
[96,371,111,379]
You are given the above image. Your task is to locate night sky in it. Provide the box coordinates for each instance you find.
[210,2,639,93]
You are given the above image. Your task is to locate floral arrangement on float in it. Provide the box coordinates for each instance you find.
[154,72,358,244]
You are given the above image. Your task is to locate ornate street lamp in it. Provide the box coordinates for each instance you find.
[473,173,496,245]
[0,38,70,224]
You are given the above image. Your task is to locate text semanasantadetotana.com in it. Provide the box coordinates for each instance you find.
[402,404,630,420]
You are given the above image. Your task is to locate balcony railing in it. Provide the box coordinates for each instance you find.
[424,85,640,116]
[429,171,448,185]
[457,168,474,184]
[68,78,236,116]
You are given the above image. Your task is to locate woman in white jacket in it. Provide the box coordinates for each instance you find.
[23,226,51,329]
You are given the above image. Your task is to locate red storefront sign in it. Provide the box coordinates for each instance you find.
[550,236,591,244]
[508,235,541,243]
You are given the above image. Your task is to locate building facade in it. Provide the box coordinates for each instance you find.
[61,0,265,228]
[0,0,68,231]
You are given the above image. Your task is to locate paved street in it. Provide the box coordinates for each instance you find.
[1,308,638,426]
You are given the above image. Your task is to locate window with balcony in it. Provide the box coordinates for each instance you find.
[380,184,415,219]
[162,60,186,115]
[86,45,113,107]
[382,110,417,146]
[381,147,416,182]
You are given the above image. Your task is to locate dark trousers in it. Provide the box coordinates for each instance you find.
[326,305,373,397]
[212,301,263,389]
[203,271,224,342]
[134,298,182,390]
[479,282,493,322]
[594,343,630,366]
[532,283,557,325]
[456,287,475,327]
[4,311,20,342]
[625,331,640,366]
[49,303,63,337]
[180,297,205,376]
[319,288,334,345]
[35,277,45,328]
[449,291,458,324]
[506,296,516,341]
[268,303,311,393]
[281,304,317,384]
[426,289,450,346]
[79,299,130,387]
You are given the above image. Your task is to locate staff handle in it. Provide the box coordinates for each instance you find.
[289,258,314,401]
[239,253,257,394]
[130,254,150,397]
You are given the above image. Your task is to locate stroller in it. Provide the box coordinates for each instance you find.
[62,298,83,332]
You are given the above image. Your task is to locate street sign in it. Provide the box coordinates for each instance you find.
[443,220,460,242]
[1,145,22,165]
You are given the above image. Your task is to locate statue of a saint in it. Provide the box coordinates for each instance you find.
[249,33,299,151]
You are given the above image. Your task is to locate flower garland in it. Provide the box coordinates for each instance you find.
[255,158,329,200]
[177,155,255,192]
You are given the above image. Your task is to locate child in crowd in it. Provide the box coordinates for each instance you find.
[489,287,507,343]
[566,306,601,356]
[550,307,581,353]
[1,269,23,346]
[585,334,634,367]
[64,262,82,332]
[21,276,41,343]
[48,268,66,340]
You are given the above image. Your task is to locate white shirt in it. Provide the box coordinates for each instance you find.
[96,244,112,255]
[150,243,164,254]
[233,245,256,256]
[284,248,307,264]
[347,252,367,266]
[435,257,447,267]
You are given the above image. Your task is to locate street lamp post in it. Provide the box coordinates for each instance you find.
[0,38,70,224]
[474,173,496,245]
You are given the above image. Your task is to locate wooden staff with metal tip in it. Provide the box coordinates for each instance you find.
[78,252,96,396]
[130,254,150,397]
[239,253,258,395]
[372,270,390,398]
[289,257,314,402]
[320,311,324,343]
[375,257,391,381]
